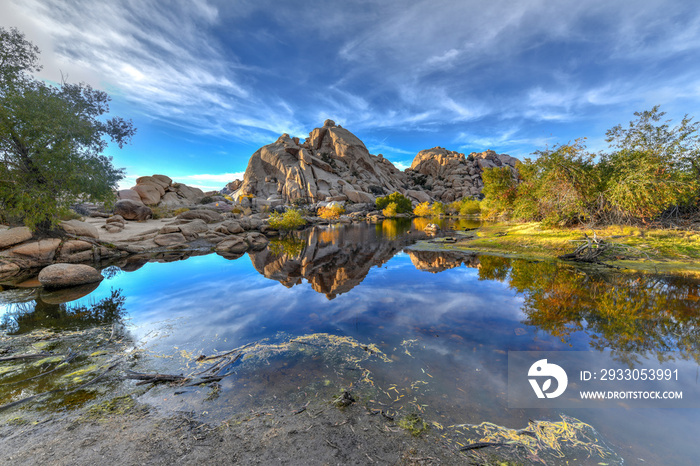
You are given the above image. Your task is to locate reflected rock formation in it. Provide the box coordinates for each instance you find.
[408,250,479,273]
[249,222,428,299]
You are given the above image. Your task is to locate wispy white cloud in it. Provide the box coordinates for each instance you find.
[2,0,700,161]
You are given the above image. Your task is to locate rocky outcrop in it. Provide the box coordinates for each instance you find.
[117,174,205,208]
[114,199,153,221]
[38,263,104,289]
[406,148,518,202]
[233,121,518,207]
[235,120,407,207]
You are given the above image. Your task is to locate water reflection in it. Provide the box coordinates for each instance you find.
[250,221,430,299]
[0,219,699,464]
[1,289,126,335]
[476,256,700,362]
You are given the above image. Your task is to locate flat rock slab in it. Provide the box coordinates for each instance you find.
[10,238,62,262]
[61,219,99,239]
[38,263,104,289]
[177,210,223,224]
[0,227,32,249]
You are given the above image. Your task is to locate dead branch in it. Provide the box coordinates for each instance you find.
[0,352,64,362]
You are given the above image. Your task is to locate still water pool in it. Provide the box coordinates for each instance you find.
[1,220,699,465]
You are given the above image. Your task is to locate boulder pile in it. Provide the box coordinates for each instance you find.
[231,120,518,207]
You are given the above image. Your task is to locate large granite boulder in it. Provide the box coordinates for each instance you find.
[160,183,205,207]
[117,189,142,203]
[215,236,248,253]
[117,174,203,207]
[114,199,153,221]
[38,263,104,289]
[235,121,405,205]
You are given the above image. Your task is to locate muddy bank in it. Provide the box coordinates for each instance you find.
[0,396,468,466]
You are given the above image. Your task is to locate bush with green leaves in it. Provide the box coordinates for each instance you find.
[430,201,447,216]
[0,27,134,231]
[413,202,432,217]
[600,106,699,222]
[480,166,519,220]
[375,192,412,213]
[513,139,600,226]
[480,107,700,226]
[268,208,307,230]
[382,202,398,217]
[458,198,481,215]
[318,204,345,220]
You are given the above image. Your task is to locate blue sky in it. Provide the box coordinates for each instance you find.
[2,0,699,191]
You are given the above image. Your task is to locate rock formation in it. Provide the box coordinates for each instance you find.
[117,174,206,208]
[234,120,407,208]
[406,148,518,202]
[232,121,518,207]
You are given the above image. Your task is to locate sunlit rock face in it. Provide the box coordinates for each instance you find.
[248,224,428,299]
[406,147,519,202]
[407,250,480,273]
[235,120,407,207]
[234,120,519,207]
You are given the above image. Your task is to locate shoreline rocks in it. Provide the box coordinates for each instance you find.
[38,263,104,289]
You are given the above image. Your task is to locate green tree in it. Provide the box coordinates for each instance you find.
[601,106,700,222]
[375,192,412,213]
[480,166,518,219]
[514,139,600,226]
[0,27,134,231]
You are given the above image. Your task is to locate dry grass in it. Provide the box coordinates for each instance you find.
[451,222,700,273]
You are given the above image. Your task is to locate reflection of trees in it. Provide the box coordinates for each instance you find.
[268,236,306,259]
[477,257,700,362]
[1,289,126,334]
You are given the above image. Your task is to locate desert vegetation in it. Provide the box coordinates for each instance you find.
[481,107,700,228]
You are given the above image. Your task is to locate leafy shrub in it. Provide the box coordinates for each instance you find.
[515,139,599,226]
[382,202,398,217]
[376,192,412,213]
[459,198,481,215]
[318,204,345,220]
[173,207,190,216]
[481,166,519,220]
[430,202,447,216]
[268,208,307,230]
[600,106,699,222]
[413,202,432,217]
[60,210,83,221]
[199,196,214,204]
